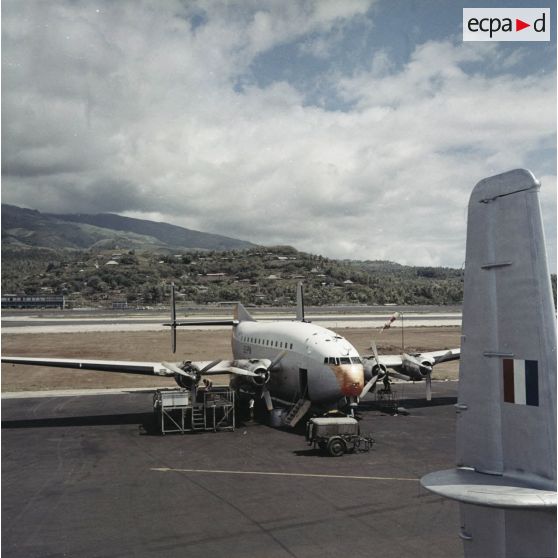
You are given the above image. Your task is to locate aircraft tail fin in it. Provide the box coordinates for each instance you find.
[234,303,256,322]
[457,168,556,482]
[421,169,556,557]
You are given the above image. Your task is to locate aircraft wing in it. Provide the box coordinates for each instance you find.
[1,357,178,376]
[1,356,269,380]
[363,348,460,381]
[417,348,461,363]
[193,359,272,376]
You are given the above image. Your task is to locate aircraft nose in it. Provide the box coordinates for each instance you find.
[341,381,363,397]
[337,364,364,397]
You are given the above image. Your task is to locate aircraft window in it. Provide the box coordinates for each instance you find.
[266,340,269,346]
[324,358,328,364]
[290,343,293,349]
[280,342,283,348]
[351,357,363,364]
[327,357,339,365]
[340,357,351,364]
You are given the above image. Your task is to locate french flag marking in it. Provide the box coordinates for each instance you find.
[503,359,539,406]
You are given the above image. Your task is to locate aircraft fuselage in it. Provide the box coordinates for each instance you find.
[231,320,364,405]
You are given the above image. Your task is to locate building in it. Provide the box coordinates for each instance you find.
[1,294,65,309]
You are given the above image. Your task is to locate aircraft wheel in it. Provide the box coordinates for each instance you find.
[327,437,346,457]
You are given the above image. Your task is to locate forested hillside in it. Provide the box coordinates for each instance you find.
[3,245,467,307]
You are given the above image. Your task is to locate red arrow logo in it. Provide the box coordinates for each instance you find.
[516,18,530,31]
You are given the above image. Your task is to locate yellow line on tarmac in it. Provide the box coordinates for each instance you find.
[151,467,418,482]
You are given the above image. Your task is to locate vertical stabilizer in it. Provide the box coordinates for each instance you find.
[234,303,255,322]
[421,169,556,557]
[458,168,556,482]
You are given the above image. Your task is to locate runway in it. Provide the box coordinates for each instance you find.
[1,309,462,334]
[2,382,462,558]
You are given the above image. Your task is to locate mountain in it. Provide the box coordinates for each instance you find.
[1,204,255,252]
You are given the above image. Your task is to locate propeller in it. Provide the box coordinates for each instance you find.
[161,361,197,380]
[401,352,434,400]
[261,350,288,411]
[361,341,385,398]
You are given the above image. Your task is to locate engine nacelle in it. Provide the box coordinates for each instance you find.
[419,357,435,375]
[244,363,270,386]
[401,356,435,379]
[173,362,201,389]
[364,360,387,380]
[228,361,270,388]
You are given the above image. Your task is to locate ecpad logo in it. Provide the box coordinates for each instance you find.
[463,8,550,41]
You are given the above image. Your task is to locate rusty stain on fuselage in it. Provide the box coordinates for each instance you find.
[330,364,364,397]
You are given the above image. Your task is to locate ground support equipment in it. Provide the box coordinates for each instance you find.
[375,387,399,413]
[153,387,235,434]
[306,417,375,457]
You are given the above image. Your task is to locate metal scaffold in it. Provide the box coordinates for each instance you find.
[153,386,235,434]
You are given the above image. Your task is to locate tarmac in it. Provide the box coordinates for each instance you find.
[2,381,463,558]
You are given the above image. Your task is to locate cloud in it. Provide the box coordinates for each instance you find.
[2,1,555,269]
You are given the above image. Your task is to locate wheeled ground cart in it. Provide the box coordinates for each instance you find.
[305,417,375,457]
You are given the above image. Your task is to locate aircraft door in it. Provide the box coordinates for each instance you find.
[299,368,309,399]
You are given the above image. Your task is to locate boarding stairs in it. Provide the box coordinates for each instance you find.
[283,398,311,427]
[191,406,206,431]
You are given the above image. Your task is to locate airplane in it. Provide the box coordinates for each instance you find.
[421,169,556,557]
[2,286,459,427]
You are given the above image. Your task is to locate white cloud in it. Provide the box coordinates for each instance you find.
[2,1,555,269]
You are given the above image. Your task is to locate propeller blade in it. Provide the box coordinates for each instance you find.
[170,283,177,354]
[268,350,287,371]
[200,359,222,374]
[370,340,381,366]
[226,366,262,378]
[426,369,432,401]
[161,361,196,379]
[296,282,305,322]
[360,374,380,398]
[262,387,273,411]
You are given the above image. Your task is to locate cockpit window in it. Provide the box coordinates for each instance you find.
[351,357,362,364]
[340,357,351,364]
[325,357,340,365]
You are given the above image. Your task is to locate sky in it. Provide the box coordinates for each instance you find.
[2,0,556,269]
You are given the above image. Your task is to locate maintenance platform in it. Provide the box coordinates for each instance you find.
[153,387,235,434]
